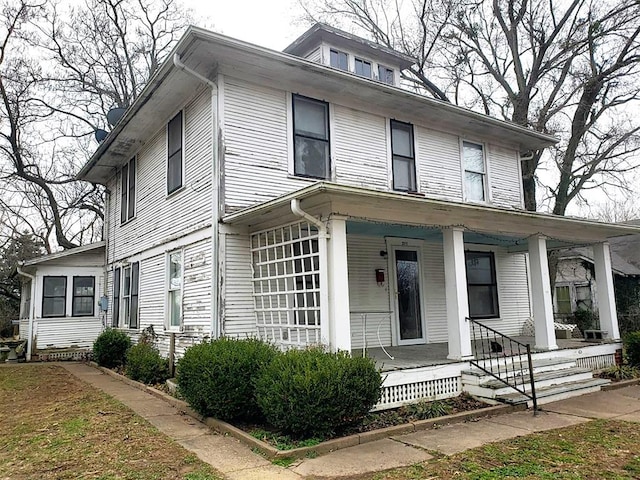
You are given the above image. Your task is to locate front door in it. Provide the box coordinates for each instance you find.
[392,246,426,345]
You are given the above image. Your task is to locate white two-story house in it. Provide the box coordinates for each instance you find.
[71,23,640,407]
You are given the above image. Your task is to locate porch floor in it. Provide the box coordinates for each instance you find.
[355,336,595,372]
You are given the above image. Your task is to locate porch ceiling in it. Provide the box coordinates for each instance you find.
[223,183,640,247]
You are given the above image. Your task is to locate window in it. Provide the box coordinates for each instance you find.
[293,236,320,327]
[329,49,348,70]
[555,286,572,314]
[463,141,486,201]
[72,276,95,317]
[354,57,372,78]
[465,251,499,319]
[391,120,416,192]
[120,157,136,223]
[576,285,592,310]
[378,65,394,85]
[292,94,330,179]
[167,111,183,194]
[112,263,139,328]
[42,276,66,317]
[167,251,183,329]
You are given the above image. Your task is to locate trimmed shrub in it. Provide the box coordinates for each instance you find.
[624,331,640,367]
[255,348,382,438]
[125,342,169,384]
[177,337,278,421]
[93,328,131,368]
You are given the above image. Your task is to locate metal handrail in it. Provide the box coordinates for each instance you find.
[466,317,538,413]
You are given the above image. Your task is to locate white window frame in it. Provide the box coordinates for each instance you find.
[377,64,395,85]
[460,139,489,203]
[120,156,136,224]
[289,93,332,180]
[121,265,132,327]
[389,119,418,193]
[354,56,372,78]
[329,48,349,71]
[166,249,184,332]
[166,109,185,197]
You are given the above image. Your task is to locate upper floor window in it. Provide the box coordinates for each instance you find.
[462,141,486,202]
[120,156,136,224]
[292,94,330,179]
[72,276,95,317]
[167,250,183,330]
[354,57,372,78]
[112,262,139,329]
[167,111,183,195]
[329,49,348,71]
[378,65,394,85]
[465,251,499,319]
[390,120,416,192]
[42,276,66,318]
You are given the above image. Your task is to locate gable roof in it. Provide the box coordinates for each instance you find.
[77,25,558,184]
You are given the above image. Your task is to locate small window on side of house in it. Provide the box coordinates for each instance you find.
[555,285,572,314]
[167,250,183,330]
[292,94,330,179]
[120,156,136,224]
[575,285,592,311]
[167,111,183,195]
[462,141,486,202]
[378,65,394,85]
[390,120,416,192]
[329,49,348,71]
[354,57,372,78]
[42,276,66,318]
[72,276,95,317]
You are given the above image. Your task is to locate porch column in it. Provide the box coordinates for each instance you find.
[326,217,351,352]
[442,227,473,360]
[593,242,620,340]
[527,235,558,350]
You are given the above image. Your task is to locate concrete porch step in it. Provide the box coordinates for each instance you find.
[496,378,611,407]
[462,357,577,384]
[463,367,594,399]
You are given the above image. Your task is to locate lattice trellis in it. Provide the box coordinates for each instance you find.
[251,221,321,348]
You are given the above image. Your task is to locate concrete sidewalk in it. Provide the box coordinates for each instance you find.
[62,363,640,479]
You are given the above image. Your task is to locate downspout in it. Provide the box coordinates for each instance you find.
[173,54,221,339]
[291,199,331,346]
[16,264,36,361]
[103,188,111,330]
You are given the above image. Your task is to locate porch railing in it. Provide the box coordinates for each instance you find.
[467,317,538,412]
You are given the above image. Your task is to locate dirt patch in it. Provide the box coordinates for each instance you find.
[0,364,221,480]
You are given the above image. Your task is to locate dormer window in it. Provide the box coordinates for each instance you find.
[355,57,372,78]
[378,65,394,85]
[330,49,348,71]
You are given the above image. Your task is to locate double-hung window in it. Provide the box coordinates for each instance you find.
[329,49,348,71]
[112,262,139,328]
[120,157,136,223]
[167,111,183,194]
[354,57,372,78]
[391,120,416,192]
[555,285,572,314]
[42,276,66,317]
[72,276,95,317]
[167,250,183,330]
[465,251,499,319]
[292,94,330,179]
[378,65,394,85]
[463,141,486,202]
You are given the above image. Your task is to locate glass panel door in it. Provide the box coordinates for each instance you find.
[394,248,424,343]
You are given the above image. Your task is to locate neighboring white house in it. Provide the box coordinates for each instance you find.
[67,23,640,406]
[17,242,106,360]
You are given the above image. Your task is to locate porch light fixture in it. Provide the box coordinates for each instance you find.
[380,250,388,258]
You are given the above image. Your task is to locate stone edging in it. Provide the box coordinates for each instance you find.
[601,378,640,391]
[89,362,526,459]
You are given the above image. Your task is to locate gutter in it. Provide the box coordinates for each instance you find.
[16,265,36,361]
[173,54,221,339]
[291,199,331,346]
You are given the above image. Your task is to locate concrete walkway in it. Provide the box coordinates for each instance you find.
[62,363,640,479]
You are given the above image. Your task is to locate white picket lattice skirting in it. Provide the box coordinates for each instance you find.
[576,353,616,371]
[374,374,462,411]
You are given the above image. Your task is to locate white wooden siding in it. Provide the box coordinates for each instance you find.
[139,253,165,332]
[110,88,213,262]
[221,228,256,337]
[32,317,103,350]
[488,144,522,208]
[183,238,212,331]
[305,47,321,63]
[416,126,463,201]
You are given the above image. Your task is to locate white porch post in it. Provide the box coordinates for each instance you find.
[326,217,351,352]
[442,227,473,360]
[593,242,620,340]
[527,235,558,350]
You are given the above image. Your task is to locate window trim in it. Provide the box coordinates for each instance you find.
[42,276,67,318]
[329,48,349,71]
[354,57,372,78]
[113,262,139,329]
[461,139,488,203]
[120,156,136,224]
[167,110,185,196]
[166,249,184,332]
[378,64,395,85]
[465,250,500,320]
[390,119,417,192]
[72,276,95,317]
[291,93,331,180]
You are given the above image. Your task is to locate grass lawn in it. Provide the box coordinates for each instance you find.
[0,364,221,480]
[361,418,640,480]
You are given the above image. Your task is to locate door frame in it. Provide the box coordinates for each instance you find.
[386,237,428,346]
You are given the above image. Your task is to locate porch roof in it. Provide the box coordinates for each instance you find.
[222,183,640,248]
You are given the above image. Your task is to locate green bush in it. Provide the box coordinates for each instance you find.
[572,309,597,334]
[255,348,382,438]
[624,331,640,367]
[125,342,169,384]
[177,337,278,421]
[93,328,131,368]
